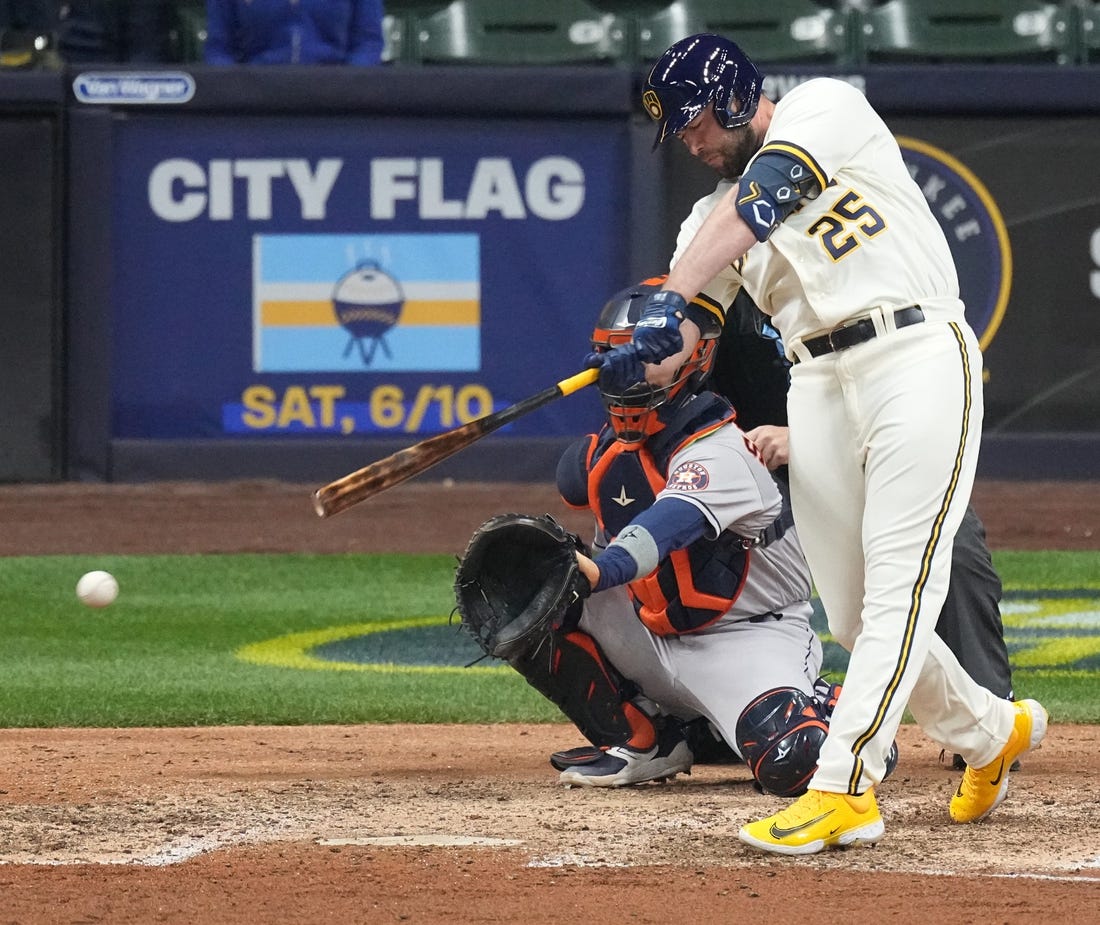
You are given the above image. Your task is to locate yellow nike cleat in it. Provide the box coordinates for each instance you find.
[950,699,1048,823]
[738,788,884,856]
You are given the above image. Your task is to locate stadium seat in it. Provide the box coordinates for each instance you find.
[385,1,450,63]
[412,0,630,65]
[635,0,855,65]
[380,13,406,63]
[857,0,1078,64]
[0,28,54,69]
[1080,2,1100,63]
[168,1,207,63]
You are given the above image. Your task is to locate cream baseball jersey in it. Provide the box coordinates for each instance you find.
[673,78,966,347]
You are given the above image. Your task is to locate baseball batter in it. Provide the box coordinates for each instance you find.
[587,34,1047,855]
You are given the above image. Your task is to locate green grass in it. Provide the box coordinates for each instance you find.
[0,553,554,727]
[993,549,1100,721]
[993,549,1100,586]
[0,551,1096,727]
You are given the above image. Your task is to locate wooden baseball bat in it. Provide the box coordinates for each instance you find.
[312,367,599,518]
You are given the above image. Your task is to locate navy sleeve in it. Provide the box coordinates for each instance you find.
[593,496,708,591]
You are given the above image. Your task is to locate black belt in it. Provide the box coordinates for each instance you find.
[794,306,925,364]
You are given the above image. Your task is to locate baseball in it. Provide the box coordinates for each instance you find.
[76,570,119,608]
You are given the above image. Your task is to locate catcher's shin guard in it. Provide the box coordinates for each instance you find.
[509,629,650,749]
[736,687,828,797]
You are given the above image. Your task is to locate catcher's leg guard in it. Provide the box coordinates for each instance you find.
[509,629,654,750]
[736,687,828,797]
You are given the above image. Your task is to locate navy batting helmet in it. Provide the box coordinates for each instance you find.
[591,276,722,445]
[642,33,762,148]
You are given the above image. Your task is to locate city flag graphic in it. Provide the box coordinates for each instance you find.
[253,234,480,372]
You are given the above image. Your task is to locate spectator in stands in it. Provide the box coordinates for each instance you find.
[204,0,385,65]
[0,0,58,68]
[57,0,174,63]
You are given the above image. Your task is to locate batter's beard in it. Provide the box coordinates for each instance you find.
[715,124,761,180]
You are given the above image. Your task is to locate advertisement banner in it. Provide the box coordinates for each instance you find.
[110,115,626,441]
[886,116,1100,434]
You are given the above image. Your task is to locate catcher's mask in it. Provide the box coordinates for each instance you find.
[642,33,762,148]
[591,277,721,446]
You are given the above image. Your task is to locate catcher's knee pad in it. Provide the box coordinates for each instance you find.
[508,629,645,748]
[735,687,827,797]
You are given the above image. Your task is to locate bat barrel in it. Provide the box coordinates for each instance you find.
[311,368,598,518]
[311,429,471,518]
[313,468,400,518]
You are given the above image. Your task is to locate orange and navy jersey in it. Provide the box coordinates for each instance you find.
[557,391,809,635]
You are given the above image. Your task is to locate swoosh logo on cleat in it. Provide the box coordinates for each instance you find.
[989,759,1006,787]
[768,809,834,839]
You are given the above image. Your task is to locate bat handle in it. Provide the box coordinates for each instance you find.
[557,367,599,396]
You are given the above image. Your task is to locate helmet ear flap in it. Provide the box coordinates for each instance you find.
[663,335,717,410]
[593,279,722,445]
[682,337,718,394]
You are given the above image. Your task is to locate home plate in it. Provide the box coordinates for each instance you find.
[317,835,523,848]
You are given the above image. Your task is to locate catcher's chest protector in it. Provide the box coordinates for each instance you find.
[589,443,662,537]
[586,395,751,636]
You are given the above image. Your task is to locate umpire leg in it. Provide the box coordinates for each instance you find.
[935,504,1016,768]
[935,505,1014,700]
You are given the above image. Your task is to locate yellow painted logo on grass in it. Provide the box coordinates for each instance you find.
[238,590,1100,676]
[1000,594,1100,670]
[813,589,1100,676]
[235,615,505,674]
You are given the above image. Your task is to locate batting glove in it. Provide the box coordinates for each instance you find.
[583,344,647,394]
[632,290,687,363]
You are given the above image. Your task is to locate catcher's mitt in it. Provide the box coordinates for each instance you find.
[454,513,591,662]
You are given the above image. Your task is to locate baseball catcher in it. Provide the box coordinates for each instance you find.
[455,279,897,793]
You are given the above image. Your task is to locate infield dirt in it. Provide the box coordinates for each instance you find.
[0,478,1098,924]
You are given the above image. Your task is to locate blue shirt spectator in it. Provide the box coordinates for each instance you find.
[204,0,385,65]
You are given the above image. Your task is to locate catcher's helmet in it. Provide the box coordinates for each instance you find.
[591,277,722,446]
[642,33,762,148]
